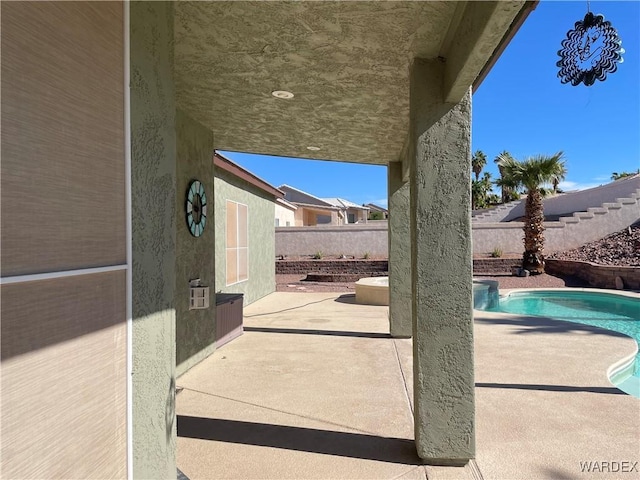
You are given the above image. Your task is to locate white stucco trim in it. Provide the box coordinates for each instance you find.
[0,264,128,285]
[124,2,133,479]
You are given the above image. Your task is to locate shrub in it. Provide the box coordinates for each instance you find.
[490,247,503,258]
[312,251,323,260]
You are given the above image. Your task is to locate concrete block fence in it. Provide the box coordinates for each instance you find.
[276,191,639,257]
[276,224,388,257]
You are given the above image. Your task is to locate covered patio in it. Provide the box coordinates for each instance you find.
[165,2,537,472]
[176,292,639,479]
[2,1,552,477]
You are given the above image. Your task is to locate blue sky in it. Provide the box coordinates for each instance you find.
[221,1,639,207]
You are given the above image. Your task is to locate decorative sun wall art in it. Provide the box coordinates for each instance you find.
[557,11,624,86]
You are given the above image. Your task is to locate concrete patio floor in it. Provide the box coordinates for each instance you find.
[176,292,639,480]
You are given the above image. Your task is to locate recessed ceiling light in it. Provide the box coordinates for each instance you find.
[306,146,321,151]
[271,90,294,99]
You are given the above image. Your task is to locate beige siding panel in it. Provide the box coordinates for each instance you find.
[1,271,127,479]
[1,2,125,276]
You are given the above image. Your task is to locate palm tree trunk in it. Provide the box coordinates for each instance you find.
[522,188,545,274]
[498,165,506,203]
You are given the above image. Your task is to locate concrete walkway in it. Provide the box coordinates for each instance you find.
[176,292,639,479]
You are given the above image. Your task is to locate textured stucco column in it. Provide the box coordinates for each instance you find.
[131,2,177,478]
[388,162,412,338]
[175,110,216,377]
[410,59,474,465]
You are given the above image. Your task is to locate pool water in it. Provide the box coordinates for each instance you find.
[482,290,640,397]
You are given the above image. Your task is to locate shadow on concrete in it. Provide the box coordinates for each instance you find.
[475,382,626,395]
[177,416,421,465]
[334,294,357,304]
[474,315,629,339]
[536,467,577,480]
[243,326,391,339]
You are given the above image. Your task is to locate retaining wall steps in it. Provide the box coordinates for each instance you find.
[558,189,639,227]
[587,207,608,215]
[601,202,622,210]
[472,200,522,223]
[474,187,639,225]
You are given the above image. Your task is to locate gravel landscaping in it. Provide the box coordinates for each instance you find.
[549,222,640,266]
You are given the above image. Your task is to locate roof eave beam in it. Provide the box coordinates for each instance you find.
[442,1,527,104]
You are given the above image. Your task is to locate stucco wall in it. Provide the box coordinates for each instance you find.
[388,162,412,337]
[130,2,177,478]
[346,207,368,224]
[276,224,388,257]
[472,222,524,254]
[175,110,216,376]
[275,202,295,227]
[215,170,276,305]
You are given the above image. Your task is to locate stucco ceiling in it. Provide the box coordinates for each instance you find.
[174,1,526,165]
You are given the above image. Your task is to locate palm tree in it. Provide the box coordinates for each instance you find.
[500,152,566,274]
[471,171,493,210]
[611,170,640,181]
[471,150,487,181]
[551,162,567,193]
[494,176,520,203]
[494,151,515,203]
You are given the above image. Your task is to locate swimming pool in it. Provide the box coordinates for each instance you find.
[480,289,640,398]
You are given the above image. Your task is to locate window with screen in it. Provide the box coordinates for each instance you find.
[226,200,248,285]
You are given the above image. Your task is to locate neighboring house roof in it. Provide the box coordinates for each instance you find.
[288,201,341,211]
[365,203,388,213]
[278,184,336,208]
[279,185,369,214]
[214,153,284,200]
[321,197,369,210]
[276,197,297,211]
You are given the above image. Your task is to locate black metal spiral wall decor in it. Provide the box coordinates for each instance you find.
[557,11,624,86]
